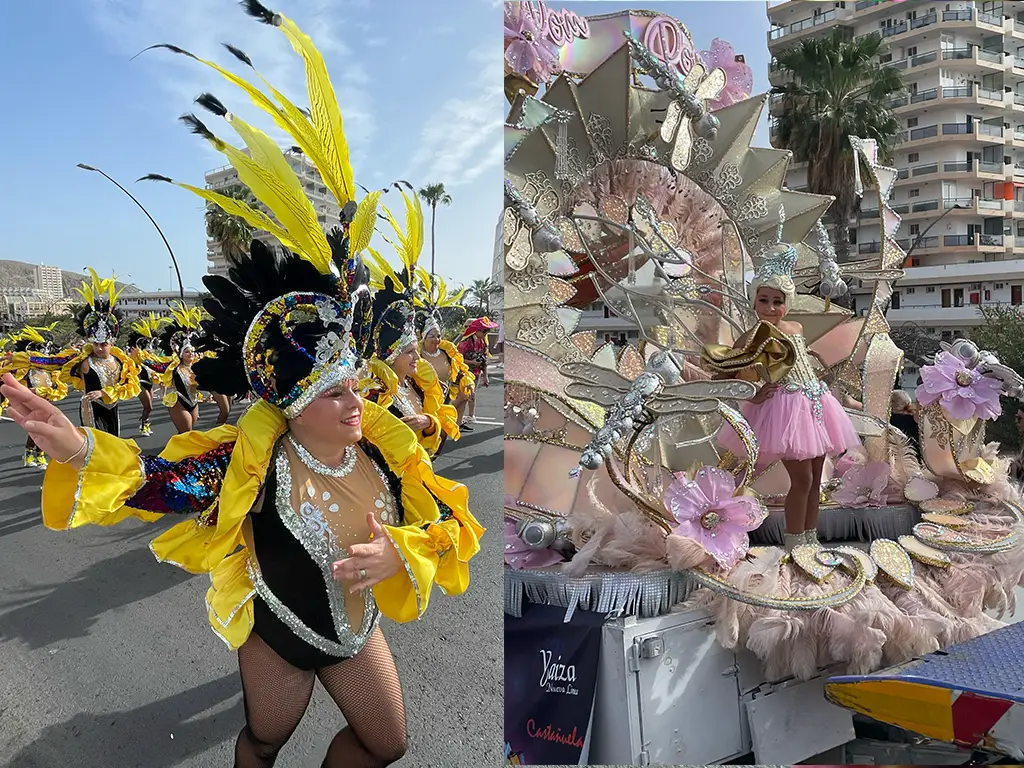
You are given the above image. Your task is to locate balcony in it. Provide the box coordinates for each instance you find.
[887,306,986,325]
[769,9,847,43]
[898,258,1024,286]
[894,159,1005,185]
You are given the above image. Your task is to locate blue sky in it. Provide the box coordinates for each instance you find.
[1,0,502,293]
[561,2,772,145]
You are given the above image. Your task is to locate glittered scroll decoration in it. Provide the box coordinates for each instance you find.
[847,136,906,459]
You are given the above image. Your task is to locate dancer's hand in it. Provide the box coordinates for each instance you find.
[750,383,779,404]
[402,414,431,432]
[83,391,104,402]
[331,514,402,593]
[0,373,87,467]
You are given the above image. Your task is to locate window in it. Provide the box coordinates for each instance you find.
[907,46,918,57]
[849,228,858,244]
[908,152,920,163]
[927,327,936,333]
[906,287,916,294]
[912,258,922,266]
[927,286,936,292]
[970,283,982,290]
[996,282,1006,289]
[910,224,921,235]
[909,188,920,197]
[880,53,893,63]
[908,117,919,127]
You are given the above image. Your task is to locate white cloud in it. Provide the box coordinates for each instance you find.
[85,0,376,168]
[366,37,387,47]
[405,43,503,188]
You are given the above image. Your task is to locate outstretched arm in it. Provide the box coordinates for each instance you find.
[1,373,233,528]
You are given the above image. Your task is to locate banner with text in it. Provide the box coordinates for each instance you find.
[504,603,604,765]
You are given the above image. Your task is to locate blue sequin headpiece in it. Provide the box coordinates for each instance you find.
[755,243,798,283]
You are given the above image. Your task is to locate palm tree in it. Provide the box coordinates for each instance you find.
[467,277,497,313]
[771,29,905,264]
[418,182,453,276]
[205,185,257,262]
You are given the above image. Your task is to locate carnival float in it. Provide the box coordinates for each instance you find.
[503,3,1024,765]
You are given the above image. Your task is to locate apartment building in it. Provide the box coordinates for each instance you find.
[33,264,64,301]
[768,0,1024,376]
[116,290,204,320]
[204,149,342,277]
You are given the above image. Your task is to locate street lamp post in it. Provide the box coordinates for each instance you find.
[904,203,968,261]
[76,164,185,302]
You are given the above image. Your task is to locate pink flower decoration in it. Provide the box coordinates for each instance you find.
[504,517,564,570]
[916,351,1003,421]
[699,39,754,111]
[832,461,890,508]
[663,467,767,570]
[504,3,561,85]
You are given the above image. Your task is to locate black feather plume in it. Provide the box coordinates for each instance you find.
[138,173,173,183]
[131,43,195,62]
[241,0,276,25]
[222,43,254,68]
[179,113,216,141]
[195,93,228,117]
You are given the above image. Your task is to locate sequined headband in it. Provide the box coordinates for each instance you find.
[242,291,361,418]
[83,312,119,344]
[421,313,442,339]
[373,301,418,364]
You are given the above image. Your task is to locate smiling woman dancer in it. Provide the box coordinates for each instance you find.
[0,4,483,766]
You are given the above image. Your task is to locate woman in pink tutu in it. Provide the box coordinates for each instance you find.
[705,243,860,551]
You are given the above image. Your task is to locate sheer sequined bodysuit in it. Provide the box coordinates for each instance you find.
[247,438,402,670]
[424,351,452,398]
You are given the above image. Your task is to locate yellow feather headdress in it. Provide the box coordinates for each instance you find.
[132,1,381,414]
[73,268,125,343]
[130,313,171,339]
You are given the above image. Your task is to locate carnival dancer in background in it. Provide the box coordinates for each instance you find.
[458,316,498,430]
[418,311,475,429]
[155,302,205,434]
[62,270,141,438]
[0,4,483,763]
[0,323,68,467]
[363,281,460,458]
[362,182,462,456]
[702,243,860,552]
[127,313,172,436]
[414,271,474,428]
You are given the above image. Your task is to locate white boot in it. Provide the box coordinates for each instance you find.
[803,529,820,546]
[783,533,803,553]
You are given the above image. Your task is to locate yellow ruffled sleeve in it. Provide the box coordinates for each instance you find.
[439,339,475,397]
[360,399,484,623]
[413,358,460,446]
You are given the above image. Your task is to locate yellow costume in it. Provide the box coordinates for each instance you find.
[37,3,483,671]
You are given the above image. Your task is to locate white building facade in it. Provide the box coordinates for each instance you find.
[204,149,342,277]
[34,264,63,301]
[768,0,1024,366]
[116,290,205,320]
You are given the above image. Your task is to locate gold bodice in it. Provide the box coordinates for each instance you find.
[778,333,828,421]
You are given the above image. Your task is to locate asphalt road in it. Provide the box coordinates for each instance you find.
[0,382,504,767]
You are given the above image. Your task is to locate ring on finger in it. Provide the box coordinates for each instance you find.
[359,568,367,580]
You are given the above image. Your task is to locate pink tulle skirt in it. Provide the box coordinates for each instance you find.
[720,388,860,464]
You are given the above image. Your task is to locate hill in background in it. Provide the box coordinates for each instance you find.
[0,260,138,297]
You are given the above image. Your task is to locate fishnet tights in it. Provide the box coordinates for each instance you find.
[234,628,407,768]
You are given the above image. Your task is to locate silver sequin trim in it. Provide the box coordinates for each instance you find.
[379,525,423,617]
[246,554,376,657]
[63,429,97,530]
[286,435,357,477]
[273,443,378,657]
[205,587,257,629]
